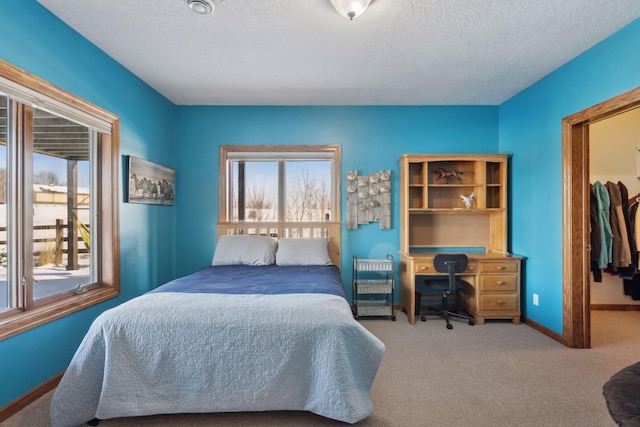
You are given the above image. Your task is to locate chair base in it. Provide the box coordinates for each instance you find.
[420,305,475,329]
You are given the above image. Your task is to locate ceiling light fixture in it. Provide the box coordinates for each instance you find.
[186,0,214,15]
[330,0,373,20]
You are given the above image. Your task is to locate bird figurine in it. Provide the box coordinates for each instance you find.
[460,192,475,209]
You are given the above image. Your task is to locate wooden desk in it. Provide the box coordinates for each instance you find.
[399,251,522,325]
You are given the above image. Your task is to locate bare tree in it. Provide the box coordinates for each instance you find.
[246,186,274,221]
[232,166,330,223]
[34,170,60,186]
[287,168,330,221]
[316,180,331,220]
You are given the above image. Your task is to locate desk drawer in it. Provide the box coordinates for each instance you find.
[414,261,477,274]
[479,261,519,273]
[480,294,518,311]
[414,262,434,274]
[479,275,518,292]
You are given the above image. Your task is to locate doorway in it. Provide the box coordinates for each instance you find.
[589,109,640,308]
[562,86,640,348]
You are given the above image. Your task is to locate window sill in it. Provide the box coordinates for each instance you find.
[0,286,118,341]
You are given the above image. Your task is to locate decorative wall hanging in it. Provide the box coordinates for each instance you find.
[126,155,175,205]
[346,169,391,229]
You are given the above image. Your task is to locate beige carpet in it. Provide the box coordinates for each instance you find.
[5,310,639,426]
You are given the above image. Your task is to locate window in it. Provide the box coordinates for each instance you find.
[0,60,119,340]
[220,145,340,224]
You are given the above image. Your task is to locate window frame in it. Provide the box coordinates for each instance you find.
[0,60,120,341]
[219,144,341,223]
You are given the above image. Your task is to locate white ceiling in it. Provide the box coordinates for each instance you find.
[36,0,640,106]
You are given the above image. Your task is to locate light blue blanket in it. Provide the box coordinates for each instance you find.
[50,292,384,426]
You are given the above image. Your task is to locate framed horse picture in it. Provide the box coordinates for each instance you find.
[126,155,175,205]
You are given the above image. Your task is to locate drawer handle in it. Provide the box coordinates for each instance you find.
[420,266,429,271]
[497,299,505,305]
[497,266,506,271]
[496,281,506,286]
[467,266,475,271]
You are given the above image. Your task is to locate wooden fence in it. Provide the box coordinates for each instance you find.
[0,219,88,270]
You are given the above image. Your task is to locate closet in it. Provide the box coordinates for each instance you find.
[589,107,640,308]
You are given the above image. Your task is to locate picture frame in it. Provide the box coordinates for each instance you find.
[126,155,175,205]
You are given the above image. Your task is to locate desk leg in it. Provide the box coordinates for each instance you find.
[405,308,416,325]
[400,297,416,324]
[399,263,416,324]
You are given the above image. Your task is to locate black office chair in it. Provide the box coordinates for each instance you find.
[421,254,475,329]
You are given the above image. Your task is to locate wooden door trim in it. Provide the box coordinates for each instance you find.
[562,86,640,348]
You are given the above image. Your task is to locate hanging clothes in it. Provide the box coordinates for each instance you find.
[606,181,632,270]
[590,184,602,282]
[632,197,640,269]
[623,276,640,300]
[618,181,637,258]
[626,199,640,296]
[593,181,613,269]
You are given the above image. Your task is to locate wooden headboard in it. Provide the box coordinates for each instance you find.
[216,221,341,268]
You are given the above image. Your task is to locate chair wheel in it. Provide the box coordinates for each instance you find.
[447,323,453,329]
[469,319,475,325]
[420,315,426,321]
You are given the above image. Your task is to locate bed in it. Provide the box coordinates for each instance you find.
[50,222,385,426]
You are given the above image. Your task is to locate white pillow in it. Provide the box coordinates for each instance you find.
[212,235,277,266]
[276,237,332,266]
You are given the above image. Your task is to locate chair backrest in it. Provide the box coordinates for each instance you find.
[433,253,468,273]
[433,254,468,293]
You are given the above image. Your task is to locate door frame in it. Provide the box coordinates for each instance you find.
[562,86,640,348]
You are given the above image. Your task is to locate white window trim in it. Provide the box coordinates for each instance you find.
[0,75,112,134]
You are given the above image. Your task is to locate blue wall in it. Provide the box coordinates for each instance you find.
[2,0,640,414]
[0,2,176,408]
[174,106,499,296]
[499,19,640,333]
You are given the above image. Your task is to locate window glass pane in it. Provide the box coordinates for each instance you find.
[0,96,7,309]
[231,161,277,221]
[222,146,338,225]
[32,108,92,300]
[286,160,332,221]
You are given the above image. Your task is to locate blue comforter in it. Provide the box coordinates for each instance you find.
[150,264,346,297]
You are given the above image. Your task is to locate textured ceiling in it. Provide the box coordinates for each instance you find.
[36,0,640,106]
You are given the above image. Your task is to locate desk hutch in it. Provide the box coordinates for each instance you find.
[398,154,521,325]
